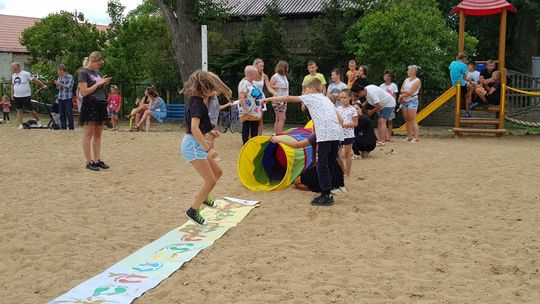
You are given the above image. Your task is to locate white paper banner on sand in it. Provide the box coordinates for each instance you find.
[49,198,258,304]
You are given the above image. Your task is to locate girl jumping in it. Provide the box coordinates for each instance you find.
[181,70,232,225]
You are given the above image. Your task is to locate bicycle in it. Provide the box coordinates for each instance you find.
[218,102,242,133]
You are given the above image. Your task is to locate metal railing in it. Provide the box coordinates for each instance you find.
[506,70,540,110]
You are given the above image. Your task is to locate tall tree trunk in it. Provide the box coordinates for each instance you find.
[156,0,201,83]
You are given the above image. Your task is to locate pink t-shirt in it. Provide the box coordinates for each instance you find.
[1,100,10,112]
[107,94,122,111]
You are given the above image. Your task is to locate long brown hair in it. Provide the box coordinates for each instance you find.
[182,70,232,99]
[275,60,289,76]
[146,85,159,98]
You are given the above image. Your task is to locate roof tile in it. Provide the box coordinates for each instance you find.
[222,0,357,17]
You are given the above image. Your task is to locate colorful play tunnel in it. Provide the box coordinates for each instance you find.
[238,127,314,191]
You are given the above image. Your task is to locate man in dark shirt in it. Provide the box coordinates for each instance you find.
[479,60,498,88]
[476,71,501,106]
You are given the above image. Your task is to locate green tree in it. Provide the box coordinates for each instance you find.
[103,0,181,104]
[435,0,540,72]
[20,11,106,81]
[309,0,362,73]
[126,0,160,18]
[208,1,301,95]
[248,1,288,69]
[154,0,230,82]
[106,0,126,30]
[346,0,478,89]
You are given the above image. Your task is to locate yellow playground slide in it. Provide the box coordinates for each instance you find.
[395,86,457,132]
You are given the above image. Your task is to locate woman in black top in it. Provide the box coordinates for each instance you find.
[78,51,111,171]
[352,103,377,158]
[180,70,232,226]
[353,65,370,106]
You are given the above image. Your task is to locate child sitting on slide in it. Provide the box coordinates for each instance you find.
[262,78,343,206]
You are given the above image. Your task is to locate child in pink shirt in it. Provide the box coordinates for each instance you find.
[1,95,11,123]
[107,85,122,130]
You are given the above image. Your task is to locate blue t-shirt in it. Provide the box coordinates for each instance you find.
[449,61,467,86]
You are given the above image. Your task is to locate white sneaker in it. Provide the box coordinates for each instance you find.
[18,124,24,130]
[339,186,348,193]
[331,188,341,195]
[36,120,43,128]
[352,154,361,160]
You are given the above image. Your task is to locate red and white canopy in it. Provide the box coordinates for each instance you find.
[451,0,517,16]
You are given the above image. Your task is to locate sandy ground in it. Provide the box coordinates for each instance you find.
[0,121,539,304]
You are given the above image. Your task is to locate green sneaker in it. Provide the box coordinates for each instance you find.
[185,208,208,226]
[203,195,217,208]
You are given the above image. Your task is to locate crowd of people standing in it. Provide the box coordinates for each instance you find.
[4,49,503,225]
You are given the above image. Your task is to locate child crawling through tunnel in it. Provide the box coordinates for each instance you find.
[271,133,346,195]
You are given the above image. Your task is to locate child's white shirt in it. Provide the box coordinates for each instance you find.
[379,82,399,97]
[337,105,358,139]
[299,93,343,143]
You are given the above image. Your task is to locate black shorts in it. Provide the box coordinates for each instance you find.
[300,166,321,193]
[460,85,470,97]
[14,96,33,111]
[486,94,500,105]
[341,137,355,146]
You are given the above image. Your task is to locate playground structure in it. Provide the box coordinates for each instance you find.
[396,0,540,136]
[238,126,313,191]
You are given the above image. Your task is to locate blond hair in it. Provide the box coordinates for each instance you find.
[253,58,264,77]
[253,58,264,67]
[182,70,232,99]
[408,65,420,73]
[302,78,322,92]
[85,51,104,68]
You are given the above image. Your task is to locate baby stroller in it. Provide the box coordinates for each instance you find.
[23,87,61,130]
[49,101,61,129]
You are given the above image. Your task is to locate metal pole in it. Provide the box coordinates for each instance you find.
[455,83,461,129]
[201,25,208,71]
[498,9,508,131]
